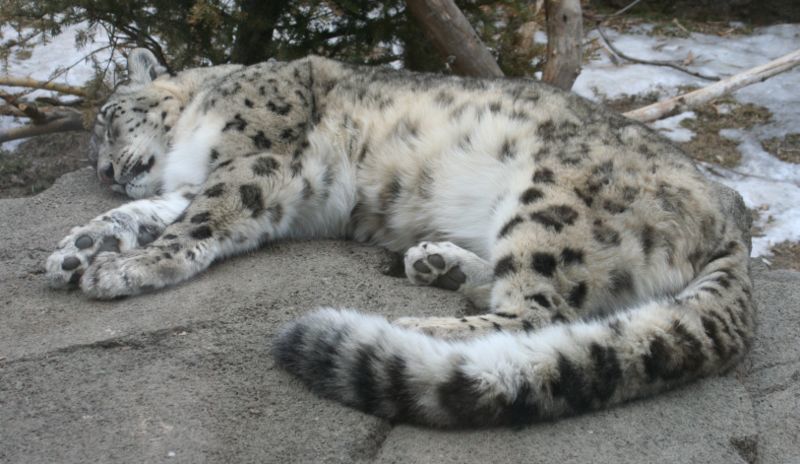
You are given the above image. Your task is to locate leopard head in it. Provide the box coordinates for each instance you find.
[90,49,182,199]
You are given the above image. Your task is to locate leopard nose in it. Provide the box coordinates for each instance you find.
[98,163,115,184]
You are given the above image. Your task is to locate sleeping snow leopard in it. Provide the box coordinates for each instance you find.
[46,48,755,427]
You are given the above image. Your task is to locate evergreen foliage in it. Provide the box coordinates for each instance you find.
[1,0,543,75]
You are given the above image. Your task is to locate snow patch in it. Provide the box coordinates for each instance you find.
[1,24,114,87]
[704,129,800,257]
[650,111,695,142]
[578,24,800,256]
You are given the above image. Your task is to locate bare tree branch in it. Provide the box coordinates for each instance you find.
[0,29,44,49]
[2,43,116,101]
[0,76,87,97]
[624,48,800,122]
[112,23,171,73]
[607,0,645,18]
[584,0,644,22]
[541,0,583,90]
[596,25,720,81]
[405,0,504,78]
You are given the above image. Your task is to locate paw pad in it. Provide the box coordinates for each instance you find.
[46,223,126,290]
[427,254,445,270]
[405,242,468,291]
[432,267,466,291]
[413,260,431,273]
[61,256,81,271]
[75,235,94,249]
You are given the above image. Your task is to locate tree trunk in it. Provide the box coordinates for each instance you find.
[405,0,504,78]
[542,0,583,90]
[230,0,286,65]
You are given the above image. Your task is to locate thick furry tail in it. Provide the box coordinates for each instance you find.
[273,240,754,427]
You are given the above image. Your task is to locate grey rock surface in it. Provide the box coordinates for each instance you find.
[1,168,798,464]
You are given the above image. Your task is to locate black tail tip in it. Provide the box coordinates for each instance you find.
[271,320,307,371]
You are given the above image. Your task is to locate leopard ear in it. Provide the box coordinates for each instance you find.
[127,48,167,85]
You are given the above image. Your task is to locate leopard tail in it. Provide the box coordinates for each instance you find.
[273,237,754,427]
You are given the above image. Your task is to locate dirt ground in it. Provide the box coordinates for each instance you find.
[761,133,800,164]
[0,132,91,198]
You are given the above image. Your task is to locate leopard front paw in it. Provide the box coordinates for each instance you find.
[404,241,467,291]
[79,252,150,299]
[46,222,128,289]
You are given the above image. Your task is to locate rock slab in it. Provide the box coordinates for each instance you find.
[1,168,798,463]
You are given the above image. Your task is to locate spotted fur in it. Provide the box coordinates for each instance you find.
[46,49,754,427]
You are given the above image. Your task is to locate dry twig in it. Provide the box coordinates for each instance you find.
[585,0,717,81]
[596,24,720,81]
[583,0,644,22]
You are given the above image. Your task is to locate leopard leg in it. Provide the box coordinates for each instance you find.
[393,186,640,339]
[46,187,196,289]
[394,243,586,339]
[402,240,493,308]
[79,148,352,299]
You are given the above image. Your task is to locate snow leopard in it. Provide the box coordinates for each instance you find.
[46,49,754,427]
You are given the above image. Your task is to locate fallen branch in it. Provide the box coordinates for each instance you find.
[0,105,25,117]
[624,48,800,122]
[0,111,85,143]
[0,85,89,142]
[17,102,49,124]
[0,92,47,123]
[34,96,86,107]
[0,76,87,97]
[0,102,79,121]
[596,24,719,81]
